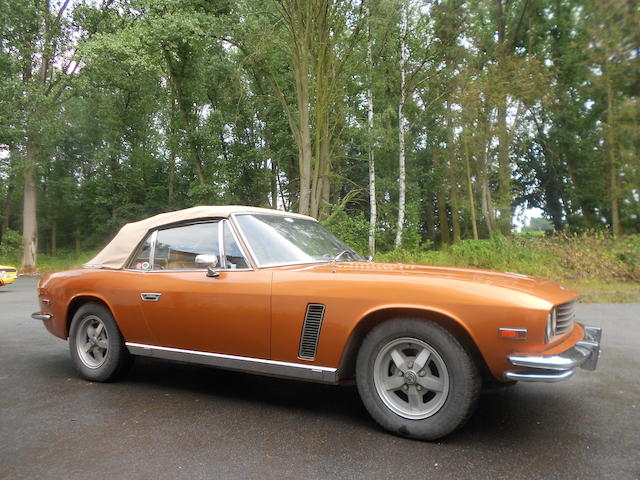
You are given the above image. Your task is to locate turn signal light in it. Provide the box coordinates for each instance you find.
[499,328,527,340]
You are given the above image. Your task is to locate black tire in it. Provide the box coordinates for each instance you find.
[356,318,480,441]
[68,302,132,382]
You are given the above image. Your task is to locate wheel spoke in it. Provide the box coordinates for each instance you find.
[407,386,422,411]
[83,342,92,353]
[382,375,405,391]
[414,348,431,370]
[94,323,104,337]
[390,349,408,372]
[92,347,104,362]
[96,338,108,349]
[417,375,445,393]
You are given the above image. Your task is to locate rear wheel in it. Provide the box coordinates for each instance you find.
[69,302,132,382]
[356,318,480,440]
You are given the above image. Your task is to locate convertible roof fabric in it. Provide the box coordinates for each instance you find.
[85,205,314,270]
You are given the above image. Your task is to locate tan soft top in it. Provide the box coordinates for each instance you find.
[85,205,314,270]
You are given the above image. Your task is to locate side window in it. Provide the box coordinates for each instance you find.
[154,222,219,270]
[222,222,250,269]
[129,234,154,270]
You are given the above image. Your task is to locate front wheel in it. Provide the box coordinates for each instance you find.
[69,302,132,382]
[356,318,480,440]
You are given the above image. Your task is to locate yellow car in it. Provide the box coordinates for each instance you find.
[0,265,18,285]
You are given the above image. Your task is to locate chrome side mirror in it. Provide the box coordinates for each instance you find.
[195,254,220,277]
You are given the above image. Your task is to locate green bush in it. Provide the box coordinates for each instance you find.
[376,232,640,285]
[0,230,22,259]
[323,208,371,255]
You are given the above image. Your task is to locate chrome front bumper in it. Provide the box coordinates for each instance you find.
[505,325,602,382]
[31,312,52,321]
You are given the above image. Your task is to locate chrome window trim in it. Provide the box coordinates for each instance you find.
[125,342,338,384]
[149,230,157,269]
[218,219,225,266]
[221,219,253,270]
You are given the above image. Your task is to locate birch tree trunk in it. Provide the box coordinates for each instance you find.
[606,76,620,236]
[394,1,409,249]
[366,3,377,255]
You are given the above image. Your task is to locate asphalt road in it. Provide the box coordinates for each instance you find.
[1,277,638,480]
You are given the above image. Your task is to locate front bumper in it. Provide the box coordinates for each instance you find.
[32,312,52,321]
[505,325,602,382]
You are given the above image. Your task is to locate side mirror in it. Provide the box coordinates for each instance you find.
[195,254,220,278]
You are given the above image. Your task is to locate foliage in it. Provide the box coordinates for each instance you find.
[377,233,640,296]
[0,230,22,259]
[0,0,637,272]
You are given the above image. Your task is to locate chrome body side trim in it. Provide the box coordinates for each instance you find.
[505,324,602,382]
[125,342,339,384]
[32,312,52,321]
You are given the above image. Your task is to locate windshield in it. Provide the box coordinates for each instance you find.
[234,213,364,267]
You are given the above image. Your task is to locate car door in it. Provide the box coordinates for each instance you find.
[130,219,271,359]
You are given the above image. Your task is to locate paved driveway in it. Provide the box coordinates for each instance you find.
[1,277,638,479]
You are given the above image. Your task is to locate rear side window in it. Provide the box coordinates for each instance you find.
[129,236,153,270]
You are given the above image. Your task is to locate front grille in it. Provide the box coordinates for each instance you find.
[2,268,16,273]
[298,303,326,360]
[554,300,575,336]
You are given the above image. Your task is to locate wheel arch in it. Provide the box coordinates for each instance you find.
[337,306,490,383]
[65,294,116,339]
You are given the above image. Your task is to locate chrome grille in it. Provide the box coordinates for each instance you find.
[554,300,575,336]
[298,303,326,360]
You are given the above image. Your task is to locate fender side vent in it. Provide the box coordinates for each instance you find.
[299,303,326,360]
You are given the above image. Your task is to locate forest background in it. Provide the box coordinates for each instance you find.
[0,0,638,301]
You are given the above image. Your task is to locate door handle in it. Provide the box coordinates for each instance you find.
[140,293,162,302]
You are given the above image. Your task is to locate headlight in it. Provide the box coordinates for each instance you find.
[545,308,557,343]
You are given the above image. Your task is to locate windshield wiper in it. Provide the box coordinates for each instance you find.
[333,250,357,262]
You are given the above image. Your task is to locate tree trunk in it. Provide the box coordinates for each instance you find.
[464,135,479,240]
[478,139,495,236]
[446,102,461,243]
[50,218,57,257]
[425,194,436,242]
[366,3,376,256]
[395,2,409,249]
[21,137,38,273]
[437,188,450,245]
[606,77,620,236]
[271,159,278,209]
[496,99,511,234]
[296,44,313,216]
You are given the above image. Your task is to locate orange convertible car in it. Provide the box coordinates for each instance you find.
[33,206,601,440]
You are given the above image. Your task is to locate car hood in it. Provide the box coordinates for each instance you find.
[302,262,578,306]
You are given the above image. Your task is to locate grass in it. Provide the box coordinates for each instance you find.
[0,251,97,275]
[2,232,639,303]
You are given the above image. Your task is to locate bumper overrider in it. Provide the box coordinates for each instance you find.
[505,325,602,382]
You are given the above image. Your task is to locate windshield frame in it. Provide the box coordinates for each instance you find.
[230,212,362,268]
